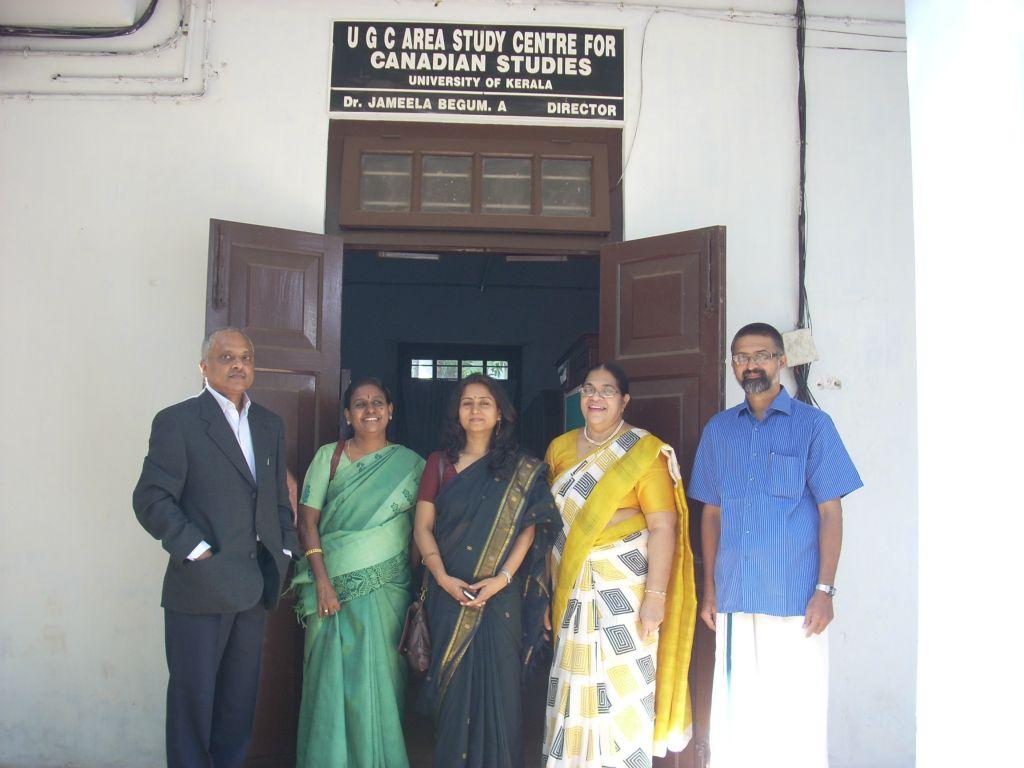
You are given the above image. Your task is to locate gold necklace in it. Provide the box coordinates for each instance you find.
[583,419,624,447]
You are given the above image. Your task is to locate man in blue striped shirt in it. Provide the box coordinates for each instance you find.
[688,322,862,768]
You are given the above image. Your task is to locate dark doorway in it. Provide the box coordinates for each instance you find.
[341,250,600,768]
[340,250,600,461]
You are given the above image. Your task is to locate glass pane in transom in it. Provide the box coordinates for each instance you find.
[461,360,484,376]
[360,153,412,211]
[482,157,532,215]
[421,155,472,214]
[541,158,591,217]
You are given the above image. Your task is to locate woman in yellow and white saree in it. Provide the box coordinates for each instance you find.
[542,363,697,768]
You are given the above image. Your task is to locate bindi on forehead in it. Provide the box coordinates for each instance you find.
[352,387,385,401]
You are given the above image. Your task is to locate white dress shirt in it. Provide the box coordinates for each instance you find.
[187,385,290,560]
[205,383,256,478]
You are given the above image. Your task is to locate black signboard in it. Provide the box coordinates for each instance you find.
[330,21,624,121]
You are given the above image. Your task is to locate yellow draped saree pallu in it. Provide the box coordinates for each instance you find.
[544,429,696,767]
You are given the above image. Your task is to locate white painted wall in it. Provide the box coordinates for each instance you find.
[623,10,916,767]
[907,1,1024,766]
[0,2,916,766]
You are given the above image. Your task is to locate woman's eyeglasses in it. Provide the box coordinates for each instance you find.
[580,384,621,398]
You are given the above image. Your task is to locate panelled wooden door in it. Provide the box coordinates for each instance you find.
[599,226,725,768]
[205,219,343,768]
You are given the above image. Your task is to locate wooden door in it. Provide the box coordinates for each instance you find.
[205,219,343,767]
[599,226,725,768]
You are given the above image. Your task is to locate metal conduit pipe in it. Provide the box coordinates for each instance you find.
[0,0,160,39]
[0,0,214,99]
[52,0,198,85]
[0,0,188,57]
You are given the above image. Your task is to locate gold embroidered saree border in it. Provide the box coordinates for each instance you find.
[652,478,697,756]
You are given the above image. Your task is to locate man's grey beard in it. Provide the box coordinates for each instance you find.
[741,374,771,394]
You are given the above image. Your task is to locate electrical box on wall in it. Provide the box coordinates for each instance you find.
[783,328,818,366]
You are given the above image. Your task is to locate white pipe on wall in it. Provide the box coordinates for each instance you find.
[0,0,214,99]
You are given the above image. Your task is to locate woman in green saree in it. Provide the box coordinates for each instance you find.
[414,373,560,768]
[291,377,425,768]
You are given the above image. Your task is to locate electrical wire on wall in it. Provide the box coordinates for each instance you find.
[0,0,159,38]
[793,0,818,406]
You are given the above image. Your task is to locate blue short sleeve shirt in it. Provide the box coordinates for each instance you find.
[688,387,863,616]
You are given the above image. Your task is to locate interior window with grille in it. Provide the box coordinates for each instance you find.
[436,359,459,379]
[486,361,509,379]
[410,359,434,379]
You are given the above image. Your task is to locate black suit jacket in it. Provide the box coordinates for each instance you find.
[133,390,300,614]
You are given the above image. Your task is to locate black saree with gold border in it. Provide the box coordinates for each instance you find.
[420,452,559,768]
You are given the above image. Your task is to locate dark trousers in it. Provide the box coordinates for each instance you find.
[165,601,267,768]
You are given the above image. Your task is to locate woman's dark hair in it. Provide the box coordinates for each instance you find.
[585,362,630,396]
[342,376,392,439]
[441,373,518,478]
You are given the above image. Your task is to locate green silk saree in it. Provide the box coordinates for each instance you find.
[291,442,425,768]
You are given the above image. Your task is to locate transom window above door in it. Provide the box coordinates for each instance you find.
[327,121,622,254]
[358,152,593,220]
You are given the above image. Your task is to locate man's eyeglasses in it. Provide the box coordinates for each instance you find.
[580,384,621,398]
[731,351,782,366]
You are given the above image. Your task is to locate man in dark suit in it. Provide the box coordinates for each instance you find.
[134,327,299,768]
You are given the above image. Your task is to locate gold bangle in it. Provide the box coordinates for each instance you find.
[644,588,667,596]
[304,547,324,558]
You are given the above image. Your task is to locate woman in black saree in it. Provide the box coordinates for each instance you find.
[414,373,559,768]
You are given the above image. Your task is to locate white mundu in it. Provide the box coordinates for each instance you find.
[709,613,830,768]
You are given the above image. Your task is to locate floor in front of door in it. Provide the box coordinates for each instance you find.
[405,665,548,767]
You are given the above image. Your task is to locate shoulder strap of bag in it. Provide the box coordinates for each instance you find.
[329,440,346,482]
[416,452,447,604]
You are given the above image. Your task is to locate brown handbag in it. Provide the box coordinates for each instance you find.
[398,575,430,675]
[398,454,443,675]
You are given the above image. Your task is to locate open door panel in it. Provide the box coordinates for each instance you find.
[206,218,343,767]
[599,226,725,768]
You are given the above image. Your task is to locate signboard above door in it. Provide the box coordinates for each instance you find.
[330,21,624,121]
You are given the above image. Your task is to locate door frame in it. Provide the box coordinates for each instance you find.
[214,115,725,764]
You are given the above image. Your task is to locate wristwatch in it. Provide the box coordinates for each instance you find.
[815,583,838,597]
